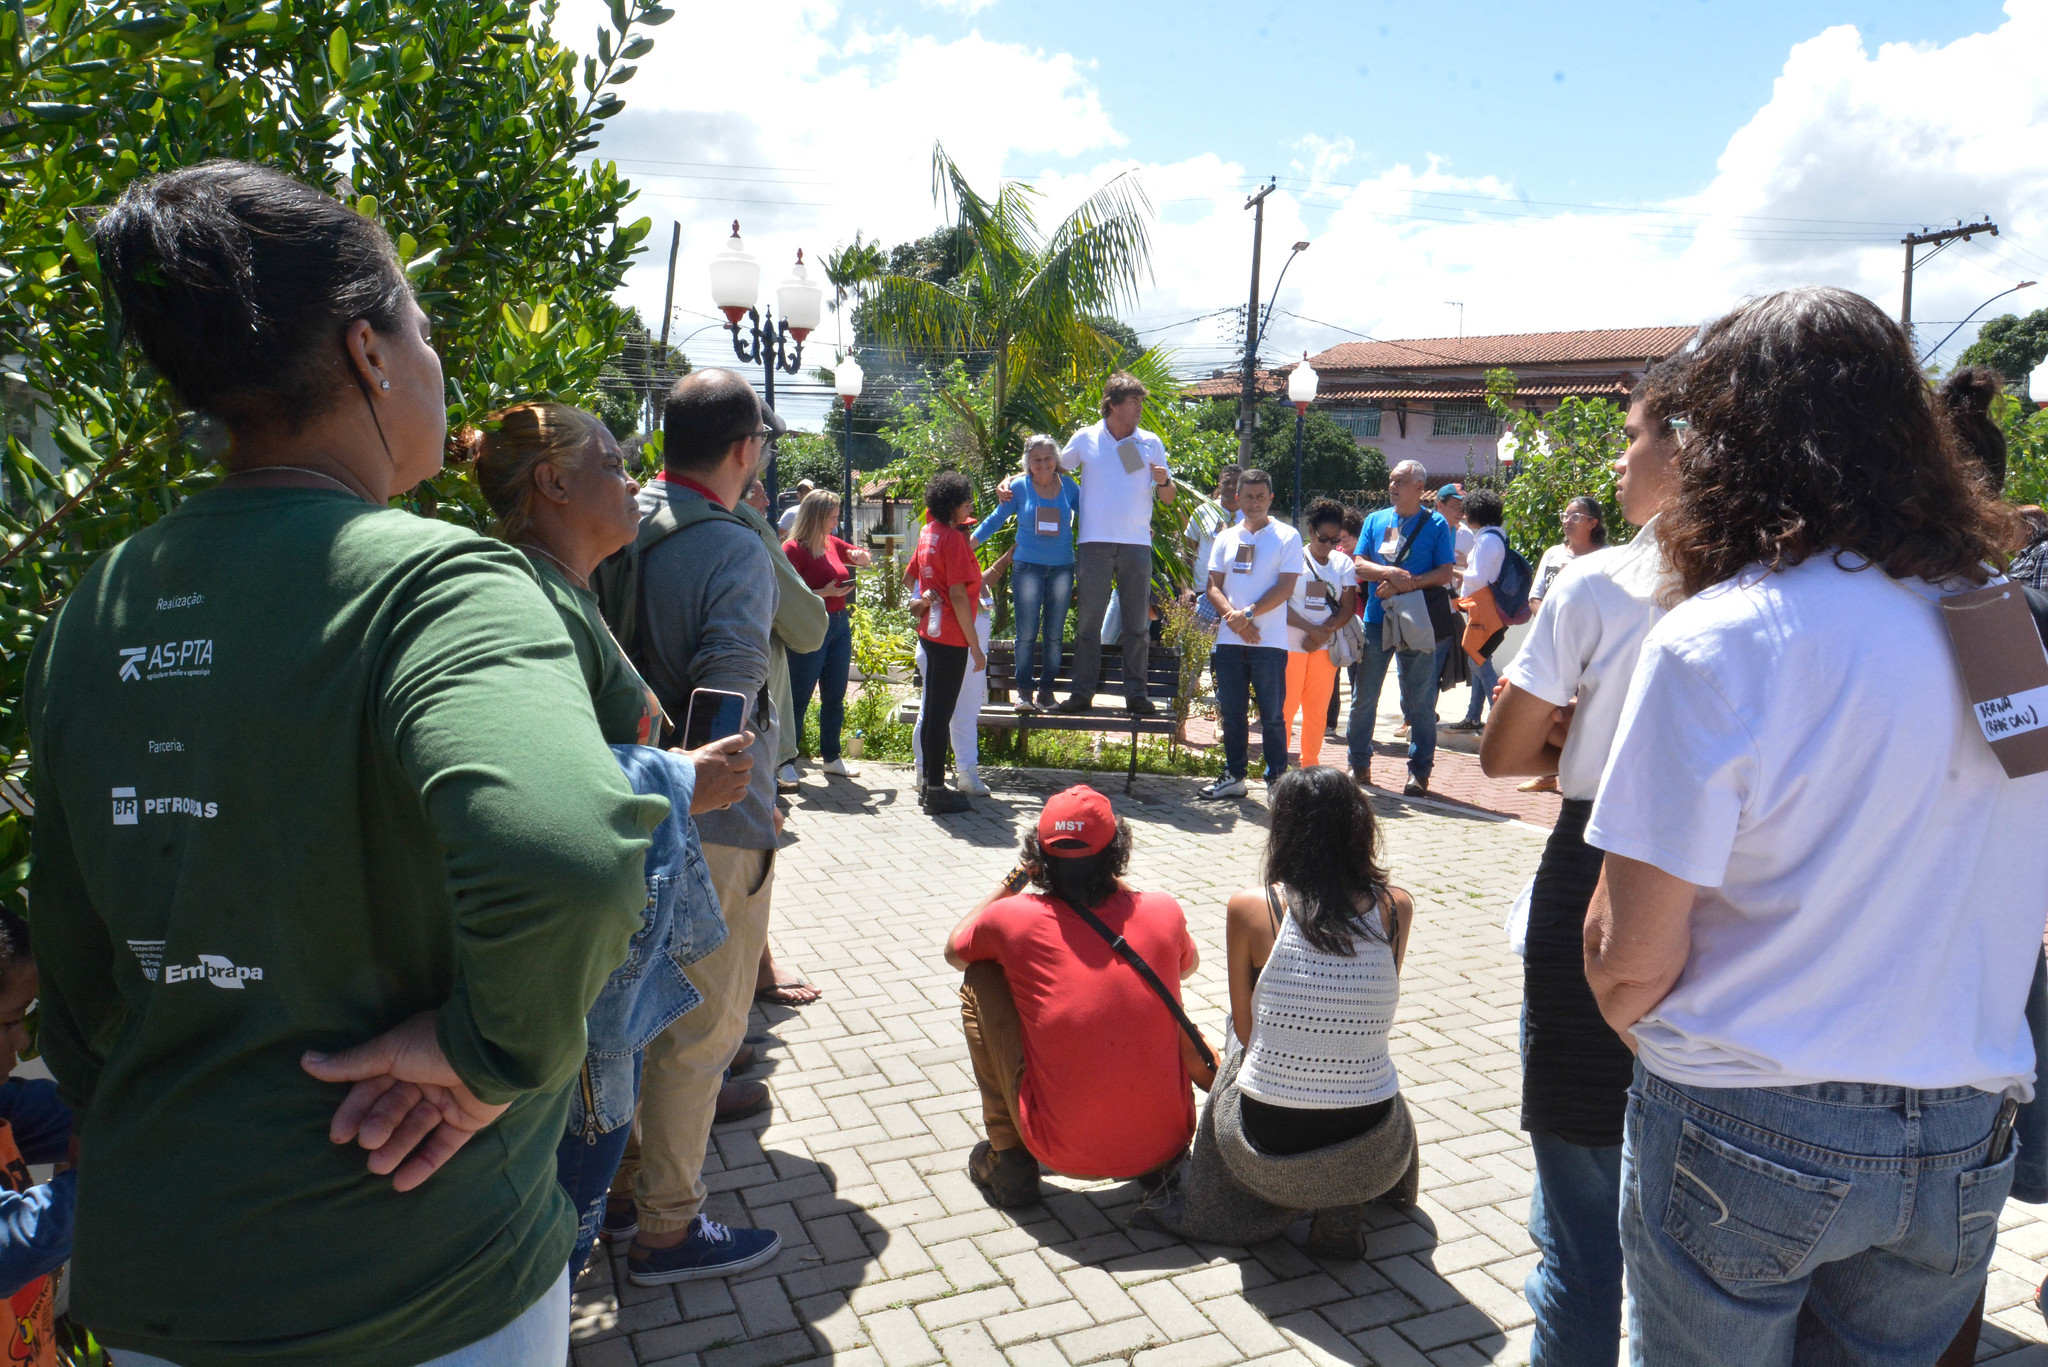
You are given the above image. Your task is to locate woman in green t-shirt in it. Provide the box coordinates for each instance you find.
[28,161,661,1367]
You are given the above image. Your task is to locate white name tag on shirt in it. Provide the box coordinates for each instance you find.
[1977,686,2048,741]
[1940,582,2048,779]
[1232,543,1256,574]
[1035,508,1061,536]
[1116,438,1145,474]
[1378,529,1400,559]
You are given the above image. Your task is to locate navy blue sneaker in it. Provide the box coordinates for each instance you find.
[627,1215,782,1286]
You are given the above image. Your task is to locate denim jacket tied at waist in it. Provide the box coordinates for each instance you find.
[571,744,728,1137]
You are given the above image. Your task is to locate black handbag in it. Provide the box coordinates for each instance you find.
[1390,511,1462,644]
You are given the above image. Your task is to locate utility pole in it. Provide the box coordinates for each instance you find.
[1237,178,1276,465]
[652,222,682,433]
[1444,301,1464,339]
[1902,219,1997,351]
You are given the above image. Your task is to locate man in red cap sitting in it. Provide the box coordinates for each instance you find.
[943,785,1214,1208]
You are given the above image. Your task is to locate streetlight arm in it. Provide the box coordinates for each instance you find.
[1928,282,2035,360]
[1256,244,1308,354]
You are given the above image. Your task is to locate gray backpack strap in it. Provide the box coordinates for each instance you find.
[592,492,751,664]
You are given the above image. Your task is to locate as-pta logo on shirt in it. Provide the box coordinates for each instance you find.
[117,639,213,682]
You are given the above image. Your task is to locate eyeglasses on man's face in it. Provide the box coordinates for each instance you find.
[1314,532,1343,545]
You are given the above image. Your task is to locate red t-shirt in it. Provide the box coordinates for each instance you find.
[784,534,856,613]
[960,889,1198,1178]
[912,520,981,647]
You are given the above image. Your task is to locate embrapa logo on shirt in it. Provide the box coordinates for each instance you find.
[117,640,213,681]
[163,954,264,988]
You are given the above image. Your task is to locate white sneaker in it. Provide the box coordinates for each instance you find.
[1198,775,1249,800]
[776,762,800,785]
[958,775,992,797]
[822,758,855,777]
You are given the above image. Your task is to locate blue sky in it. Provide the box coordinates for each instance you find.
[880,0,2009,204]
[567,0,2048,427]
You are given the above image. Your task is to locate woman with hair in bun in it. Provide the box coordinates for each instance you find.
[465,403,755,1278]
[26,161,663,1366]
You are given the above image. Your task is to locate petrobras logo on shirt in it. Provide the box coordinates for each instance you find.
[111,786,218,823]
[163,954,263,989]
[117,639,213,682]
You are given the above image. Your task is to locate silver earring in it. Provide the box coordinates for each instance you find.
[378,380,390,390]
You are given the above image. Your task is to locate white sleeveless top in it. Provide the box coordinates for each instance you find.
[1237,891,1400,1109]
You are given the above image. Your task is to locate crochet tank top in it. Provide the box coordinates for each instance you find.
[1237,889,1400,1109]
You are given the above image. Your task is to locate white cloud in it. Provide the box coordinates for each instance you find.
[566,0,2048,427]
[921,0,999,13]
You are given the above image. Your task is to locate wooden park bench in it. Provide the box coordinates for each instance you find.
[898,640,1182,793]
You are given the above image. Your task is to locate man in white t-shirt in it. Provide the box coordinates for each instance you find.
[1197,469,1300,800]
[1053,373,1176,717]
[1580,287,2048,1363]
[1477,368,1682,1367]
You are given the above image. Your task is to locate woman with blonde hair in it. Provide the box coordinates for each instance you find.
[974,435,1081,713]
[782,487,873,775]
[467,403,663,744]
[466,401,755,1276]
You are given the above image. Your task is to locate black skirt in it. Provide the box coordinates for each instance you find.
[1520,798,1635,1148]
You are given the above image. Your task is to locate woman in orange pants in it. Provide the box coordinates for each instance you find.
[1281,500,1357,768]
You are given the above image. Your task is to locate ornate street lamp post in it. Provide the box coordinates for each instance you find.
[709,221,823,506]
[1287,353,1318,524]
[833,355,864,539]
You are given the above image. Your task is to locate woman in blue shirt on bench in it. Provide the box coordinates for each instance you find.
[975,435,1081,714]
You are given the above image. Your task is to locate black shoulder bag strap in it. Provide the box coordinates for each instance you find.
[1058,896,1216,1071]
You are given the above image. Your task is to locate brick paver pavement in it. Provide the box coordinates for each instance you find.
[571,765,2048,1367]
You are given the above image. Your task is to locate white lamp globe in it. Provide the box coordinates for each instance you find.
[777,250,825,340]
[1287,353,1318,411]
[708,221,760,325]
[834,354,865,405]
[2031,356,2048,409]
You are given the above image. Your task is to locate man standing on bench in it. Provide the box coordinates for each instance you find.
[1055,373,1176,715]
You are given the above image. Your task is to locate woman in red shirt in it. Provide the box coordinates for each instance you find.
[910,472,986,814]
[782,489,872,776]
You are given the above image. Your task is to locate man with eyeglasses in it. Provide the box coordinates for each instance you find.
[606,368,787,1284]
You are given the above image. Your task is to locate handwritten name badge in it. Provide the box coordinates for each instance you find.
[1232,543,1256,574]
[1977,685,2048,742]
[1116,438,1145,474]
[1035,508,1061,536]
[1939,582,2048,779]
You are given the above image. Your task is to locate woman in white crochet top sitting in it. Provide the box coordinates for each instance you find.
[1140,766,1419,1256]
[1228,764,1412,1138]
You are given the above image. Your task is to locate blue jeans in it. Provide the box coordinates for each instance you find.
[1011,560,1074,700]
[1212,644,1288,782]
[787,610,853,761]
[1464,654,1499,724]
[1347,626,1446,782]
[1527,1132,1624,1367]
[1621,1064,2012,1366]
[116,1266,571,1367]
[557,1053,644,1276]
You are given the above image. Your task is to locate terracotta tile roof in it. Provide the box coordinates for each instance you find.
[1306,325,1696,371]
[1318,373,1637,403]
[1186,371,1283,400]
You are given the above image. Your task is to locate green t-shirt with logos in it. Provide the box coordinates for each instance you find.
[25,486,665,1367]
[522,549,664,745]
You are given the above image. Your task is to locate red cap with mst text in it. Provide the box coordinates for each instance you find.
[1037,785,1117,858]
